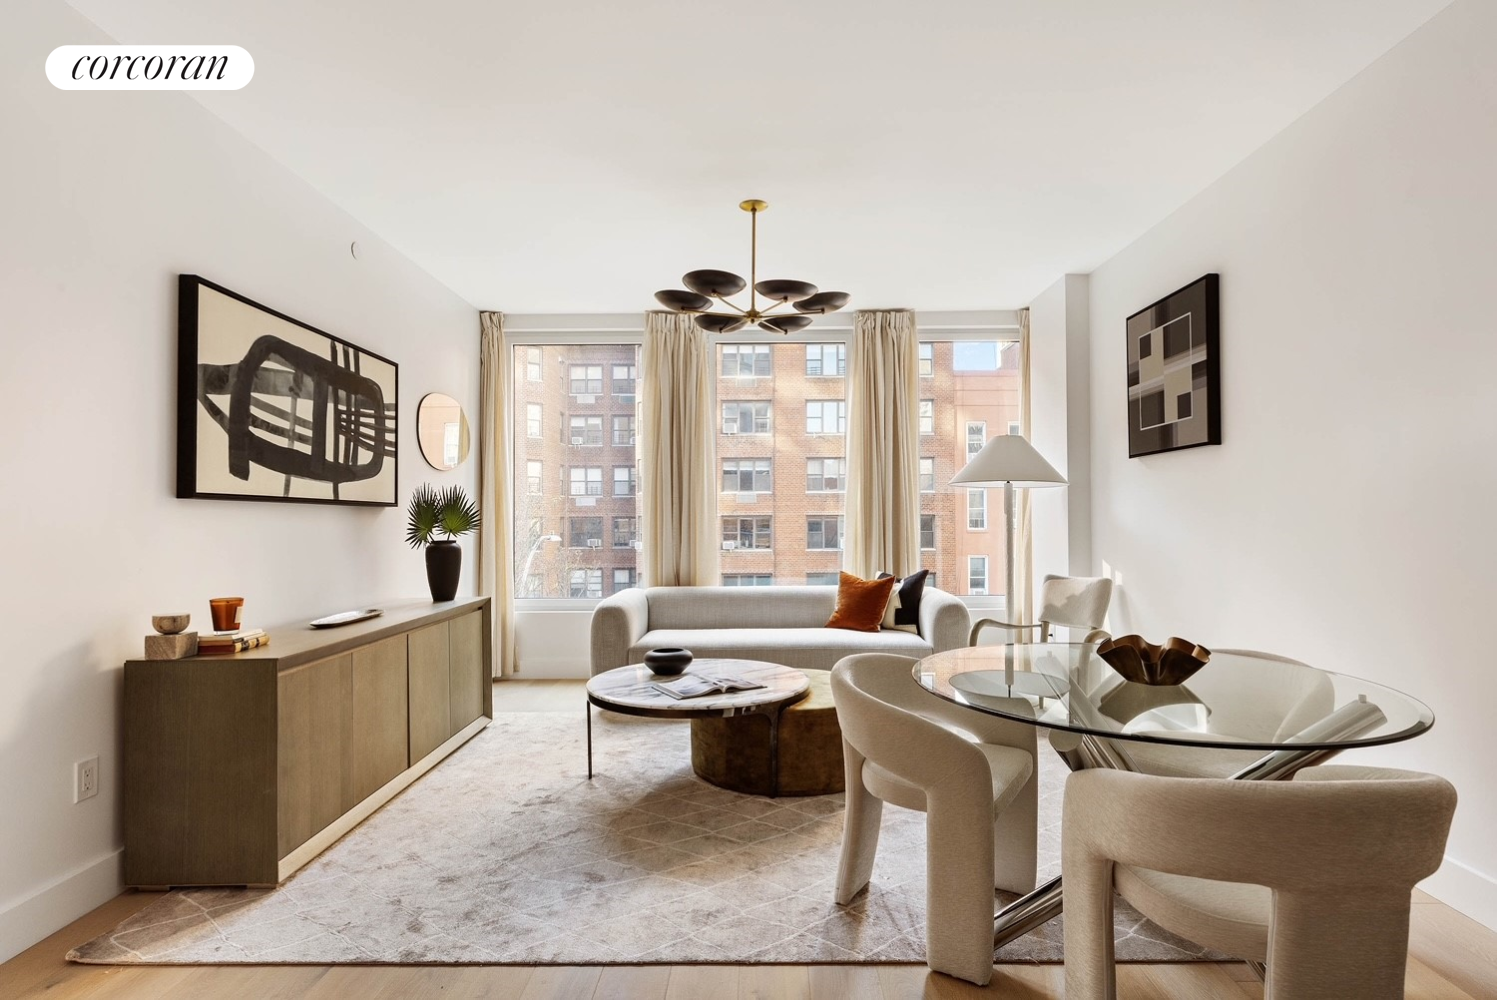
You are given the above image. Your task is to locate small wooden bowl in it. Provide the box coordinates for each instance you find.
[1096,635,1211,686]
[152,613,192,636]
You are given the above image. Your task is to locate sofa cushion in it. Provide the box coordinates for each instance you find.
[629,628,932,673]
[827,572,898,632]
[644,586,838,630]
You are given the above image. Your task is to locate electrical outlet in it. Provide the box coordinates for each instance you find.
[74,756,99,803]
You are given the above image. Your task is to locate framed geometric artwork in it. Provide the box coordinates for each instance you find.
[176,275,398,505]
[1126,273,1220,458]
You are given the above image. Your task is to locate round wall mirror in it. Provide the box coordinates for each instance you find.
[417,393,471,470]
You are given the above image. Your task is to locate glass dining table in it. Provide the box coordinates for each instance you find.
[915,643,1436,951]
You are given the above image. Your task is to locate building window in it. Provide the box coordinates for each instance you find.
[920,514,936,550]
[722,458,772,493]
[613,415,635,446]
[968,556,988,595]
[918,342,934,377]
[919,399,934,435]
[919,457,935,492]
[612,568,636,593]
[527,403,542,438]
[967,489,987,530]
[570,568,603,598]
[1008,421,1021,436]
[806,457,846,492]
[722,516,772,550]
[613,466,636,496]
[569,466,603,496]
[722,574,773,586]
[806,400,846,434]
[967,421,987,459]
[612,364,636,400]
[805,344,846,377]
[526,460,543,496]
[569,415,603,446]
[526,347,543,382]
[722,401,771,435]
[806,572,840,586]
[807,516,844,551]
[612,517,638,548]
[569,364,603,395]
[568,517,603,548]
[721,344,772,378]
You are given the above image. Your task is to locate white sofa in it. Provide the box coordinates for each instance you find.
[590,585,971,675]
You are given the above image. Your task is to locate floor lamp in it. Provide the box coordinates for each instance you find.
[949,434,1066,621]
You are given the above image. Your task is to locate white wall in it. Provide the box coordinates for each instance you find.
[0,0,479,961]
[1086,0,1497,927]
[1028,274,1094,585]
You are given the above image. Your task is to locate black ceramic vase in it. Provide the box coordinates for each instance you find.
[644,647,693,676]
[425,540,462,602]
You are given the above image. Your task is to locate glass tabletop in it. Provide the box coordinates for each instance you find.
[915,644,1434,751]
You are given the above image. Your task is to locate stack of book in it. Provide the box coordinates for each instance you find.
[197,628,270,655]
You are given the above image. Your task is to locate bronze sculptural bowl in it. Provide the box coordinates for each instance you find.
[1096,635,1212,686]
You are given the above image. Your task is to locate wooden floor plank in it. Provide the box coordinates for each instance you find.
[739,964,811,999]
[1409,900,1497,1000]
[520,966,603,1000]
[667,965,737,1000]
[594,964,672,1000]
[807,964,883,1000]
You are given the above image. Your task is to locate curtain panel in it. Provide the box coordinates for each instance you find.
[1012,306,1035,625]
[844,309,921,579]
[640,311,719,586]
[478,312,518,677]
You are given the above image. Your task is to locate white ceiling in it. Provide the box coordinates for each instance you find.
[69,0,1449,312]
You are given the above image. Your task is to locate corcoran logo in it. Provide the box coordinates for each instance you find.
[46,45,253,90]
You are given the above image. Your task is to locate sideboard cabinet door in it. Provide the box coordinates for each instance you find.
[345,635,409,807]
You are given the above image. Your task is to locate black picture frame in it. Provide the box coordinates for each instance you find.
[1125,273,1220,458]
[177,275,399,506]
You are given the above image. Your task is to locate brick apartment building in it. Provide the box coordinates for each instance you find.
[513,339,1020,600]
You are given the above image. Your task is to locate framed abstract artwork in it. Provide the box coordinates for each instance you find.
[177,275,399,505]
[1126,273,1220,458]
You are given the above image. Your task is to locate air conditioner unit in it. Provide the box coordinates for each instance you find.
[587,538,602,548]
[570,436,585,445]
[721,541,737,551]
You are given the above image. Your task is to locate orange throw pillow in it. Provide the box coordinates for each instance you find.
[826,571,899,632]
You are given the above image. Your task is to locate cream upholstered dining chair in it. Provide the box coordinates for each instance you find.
[830,653,1038,986]
[969,573,1113,647]
[1062,765,1457,999]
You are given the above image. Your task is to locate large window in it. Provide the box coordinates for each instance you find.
[806,458,846,492]
[569,365,603,395]
[966,421,987,459]
[569,466,602,496]
[514,343,639,599]
[722,344,771,378]
[723,458,772,493]
[806,400,846,434]
[807,516,844,551]
[722,401,770,435]
[805,344,846,377]
[722,516,772,550]
[570,415,603,447]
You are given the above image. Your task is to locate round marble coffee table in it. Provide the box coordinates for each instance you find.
[585,659,810,796]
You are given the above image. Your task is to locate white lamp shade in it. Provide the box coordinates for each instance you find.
[950,434,1067,488]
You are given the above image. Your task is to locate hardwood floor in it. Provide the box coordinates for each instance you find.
[5,681,1492,999]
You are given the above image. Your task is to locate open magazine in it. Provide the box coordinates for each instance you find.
[652,672,767,700]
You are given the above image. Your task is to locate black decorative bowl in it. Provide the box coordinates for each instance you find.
[644,647,693,676]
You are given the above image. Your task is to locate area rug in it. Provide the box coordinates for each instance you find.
[71,710,1225,965]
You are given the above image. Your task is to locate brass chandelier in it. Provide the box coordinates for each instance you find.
[654,199,849,335]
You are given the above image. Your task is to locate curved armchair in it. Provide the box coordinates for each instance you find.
[1062,765,1457,1000]
[830,653,1038,986]
[969,573,1113,647]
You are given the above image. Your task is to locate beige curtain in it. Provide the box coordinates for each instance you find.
[844,309,920,578]
[640,311,719,586]
[1011,307,1035,625]
[478,312,517,677]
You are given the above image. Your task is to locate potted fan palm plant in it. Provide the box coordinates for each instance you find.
[406,484,482,602]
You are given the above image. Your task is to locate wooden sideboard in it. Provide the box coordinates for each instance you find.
[124,597,492,888]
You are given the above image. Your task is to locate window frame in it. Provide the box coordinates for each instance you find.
[568,364,604,395]
[806,457,847,493]
[806,515,845,551]
[968,555,988,596]
[967,488,987,530]
[805,399,847,435]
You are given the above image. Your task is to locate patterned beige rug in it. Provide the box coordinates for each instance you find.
[71,710,1225,965]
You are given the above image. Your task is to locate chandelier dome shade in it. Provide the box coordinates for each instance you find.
[793,291,850,315]
[694,313,748,334]
[759,315,815,334]
[753,279,818,303]
[654,289,713,312]
[682,269,746,298]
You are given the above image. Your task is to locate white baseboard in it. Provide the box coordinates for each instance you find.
[0,848,123,964]
[1422,854,1497,931]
